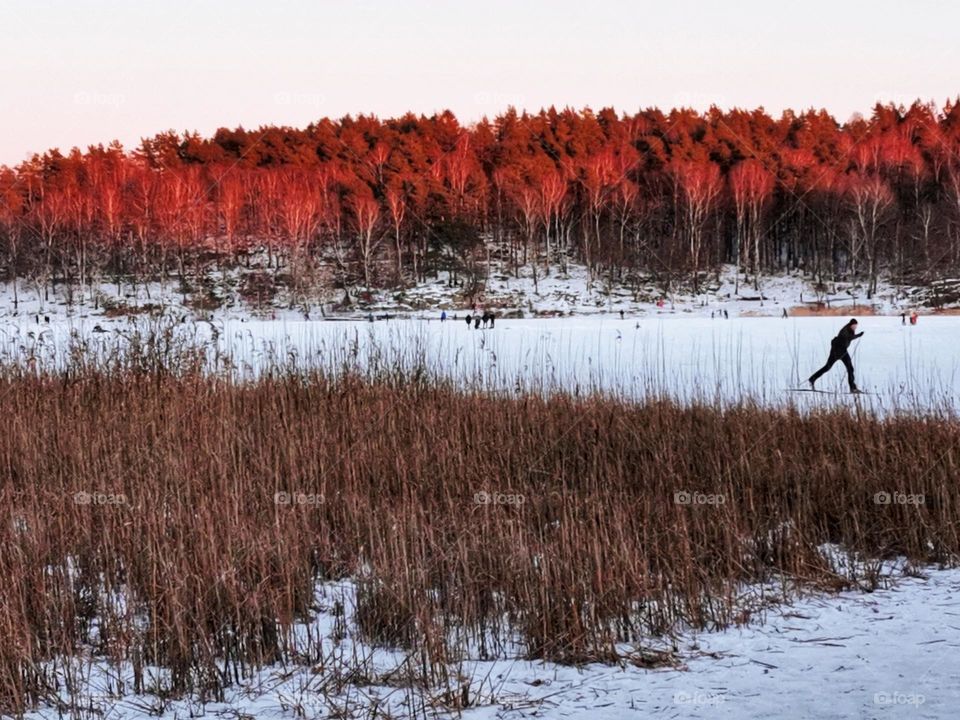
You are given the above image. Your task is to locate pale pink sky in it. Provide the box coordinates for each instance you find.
[1,0,956,165]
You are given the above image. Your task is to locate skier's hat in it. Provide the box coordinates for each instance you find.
[848,318,858,325]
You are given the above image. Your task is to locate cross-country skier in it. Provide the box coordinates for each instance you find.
[808,318,863,392]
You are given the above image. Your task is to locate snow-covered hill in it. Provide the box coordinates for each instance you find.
[0,264,933,325]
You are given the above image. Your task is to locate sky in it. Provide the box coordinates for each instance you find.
[0,0,956,166]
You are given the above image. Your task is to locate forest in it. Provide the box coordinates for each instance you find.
[2,101,960,306]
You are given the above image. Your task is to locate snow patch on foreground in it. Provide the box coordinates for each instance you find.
[24,566,960,720]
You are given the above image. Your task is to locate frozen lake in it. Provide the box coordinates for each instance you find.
[2,314,957,412]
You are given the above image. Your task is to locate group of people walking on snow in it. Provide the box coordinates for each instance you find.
[438,308,496,328]
[464,311,495,329]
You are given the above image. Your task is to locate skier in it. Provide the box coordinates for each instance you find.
[808,318,863,393]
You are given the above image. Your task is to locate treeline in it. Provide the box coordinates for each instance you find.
[2,101,960,305]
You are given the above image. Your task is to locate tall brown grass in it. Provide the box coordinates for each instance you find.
[0,352,957,716]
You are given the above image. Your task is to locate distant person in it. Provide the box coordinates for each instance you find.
[808,318,863,393]
[723,309,729,319]
[465,314,472,327]
[619,310,625,319]
[782,308,788,318]
[474,316,481,329]
[910,311,918,326]
[440,310,447,322]
[901,312,907,325]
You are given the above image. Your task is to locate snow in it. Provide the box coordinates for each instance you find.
[368,263,913,320]
[0,264,922,324]
[3,265,951,415]
[482,565,958,719]
[6,267,959,717]
[22,566,960,719]
[2,313,957,413]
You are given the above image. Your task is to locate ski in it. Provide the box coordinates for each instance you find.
[786,388,875,396]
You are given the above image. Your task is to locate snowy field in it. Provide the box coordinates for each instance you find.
[23,564,960,720]
[3,313,957,413]
[7,283,960,719]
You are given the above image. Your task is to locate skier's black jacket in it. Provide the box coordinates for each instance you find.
[831,323,863,353]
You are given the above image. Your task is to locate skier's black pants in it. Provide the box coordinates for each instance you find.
[809,348,855,390]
